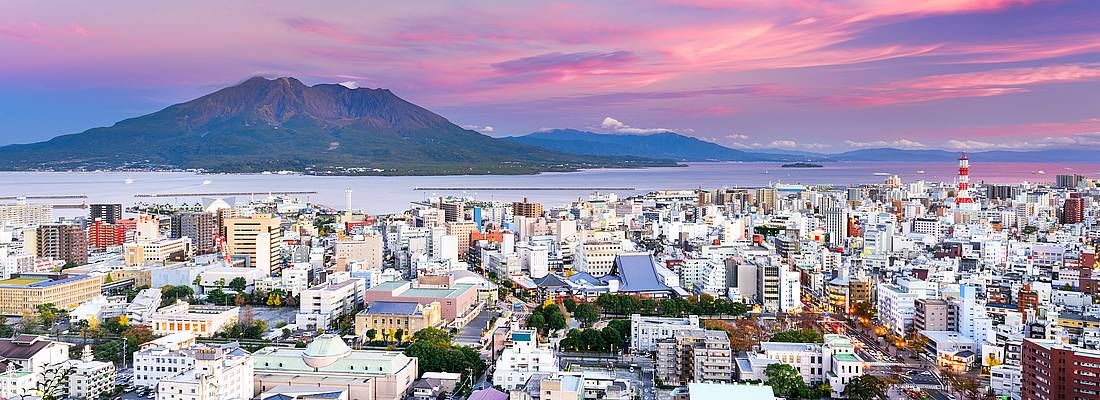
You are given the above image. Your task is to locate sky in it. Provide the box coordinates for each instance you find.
[1,0,1099,152]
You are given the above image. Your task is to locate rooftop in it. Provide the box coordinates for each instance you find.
[689,383,776,400]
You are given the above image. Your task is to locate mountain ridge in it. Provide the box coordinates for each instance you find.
[0,77,675,175]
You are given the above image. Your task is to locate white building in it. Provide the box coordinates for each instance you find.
[574,236,624,277]
[517,241,550,279]
[877,280,929,335]
[134,332,200,388]
[150,302,239,338]
[126,288,163,326]
[67,346,116,400]
[493,330,559,388]
[752,335,866,397]
[296,278,363,329]
[629,314,702,352]
[156,346,255,400]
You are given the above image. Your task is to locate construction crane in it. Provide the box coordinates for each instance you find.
[213,232,232,265]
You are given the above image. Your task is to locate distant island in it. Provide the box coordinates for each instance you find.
[781,162,823,168]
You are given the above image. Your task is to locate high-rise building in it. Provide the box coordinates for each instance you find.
[170,212,217,254]
[1022,339,1100,400]
[35,224,88,265]
[512,198,544,219]
[656,329,732,386]
[0,203,52,226]
[1062,194,1085,225]
[88,203,122,224]
[1056,174,1088,189]
[224,214,283,274]
[823,206,848,247]
[445,221,477,256]
[87,220,126,251]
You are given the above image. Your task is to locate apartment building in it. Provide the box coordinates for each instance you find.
[493,330,559,389]
[0,203,52,226]
[156,346,255,400]
[35,224,87,265]
[335,235,384,270]
[296,278,363,330]
[170,212,217,254]
[1022,338,1100,400]
[655,329,733,386]
[915,298,958,332]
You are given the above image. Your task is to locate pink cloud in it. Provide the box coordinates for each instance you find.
[282,17,378,45]
[815,64,1100,107]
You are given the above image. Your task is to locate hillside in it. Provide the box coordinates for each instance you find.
[504,129,797,162]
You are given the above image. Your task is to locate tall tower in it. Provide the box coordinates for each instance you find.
[345,187,353,212]
[955,153,973,205]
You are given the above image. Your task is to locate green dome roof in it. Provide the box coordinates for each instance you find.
[302,334,352,368]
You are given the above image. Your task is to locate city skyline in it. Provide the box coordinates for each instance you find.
[2,0,1099,151]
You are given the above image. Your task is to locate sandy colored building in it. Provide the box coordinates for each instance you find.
[354,301,442,340]
[0,273,103,315]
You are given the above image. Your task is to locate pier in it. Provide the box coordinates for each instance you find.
[413,187,635,191]
[134,191,318,198]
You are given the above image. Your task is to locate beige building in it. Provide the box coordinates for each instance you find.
[573,234,624,277]
[149,302,239,337]
[335,235,383,270]
[656,330,732,386]
[445,222,477,256]
[253,335,418,400]
[224,214,283,274]
[124,237,192,266]
[354,301,442,340]
[0,273,103,315]
[0,203,52,226]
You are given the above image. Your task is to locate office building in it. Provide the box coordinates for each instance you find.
[224,214,284,275]
[630,314,702,352]
[365,277,478,326]
[88,220,127,252]
[124,237,192,266]
[296,278,363,330]
[354,301,442,340]
[914,298,957,332]
[149,302,239,337]
[0,273,103,315]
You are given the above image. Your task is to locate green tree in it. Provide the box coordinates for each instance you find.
[228,277,248,293]
[770,329,824,343]
[573,303,600,327]
[765,363,807,399]
[548,312,567,332]
[36,303,63,327]
[563,297,578,313]
[526,312,547,331]
[215,278,227,288]
[366,329,378,343]
[842,375,888,400]
[395,328,405,344]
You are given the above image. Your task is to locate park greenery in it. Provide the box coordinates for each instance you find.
[525,302,568,334]
[403,328,486,378]
[594,293,748,317]
[769,329,824,343]
[558,319,631,353]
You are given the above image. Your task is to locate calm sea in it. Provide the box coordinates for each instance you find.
[1,161,1095,215]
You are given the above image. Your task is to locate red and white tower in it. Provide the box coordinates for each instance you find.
[955,152,973,205]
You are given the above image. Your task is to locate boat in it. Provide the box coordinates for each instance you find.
[873,172,891,176]
[916,170,925,174]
